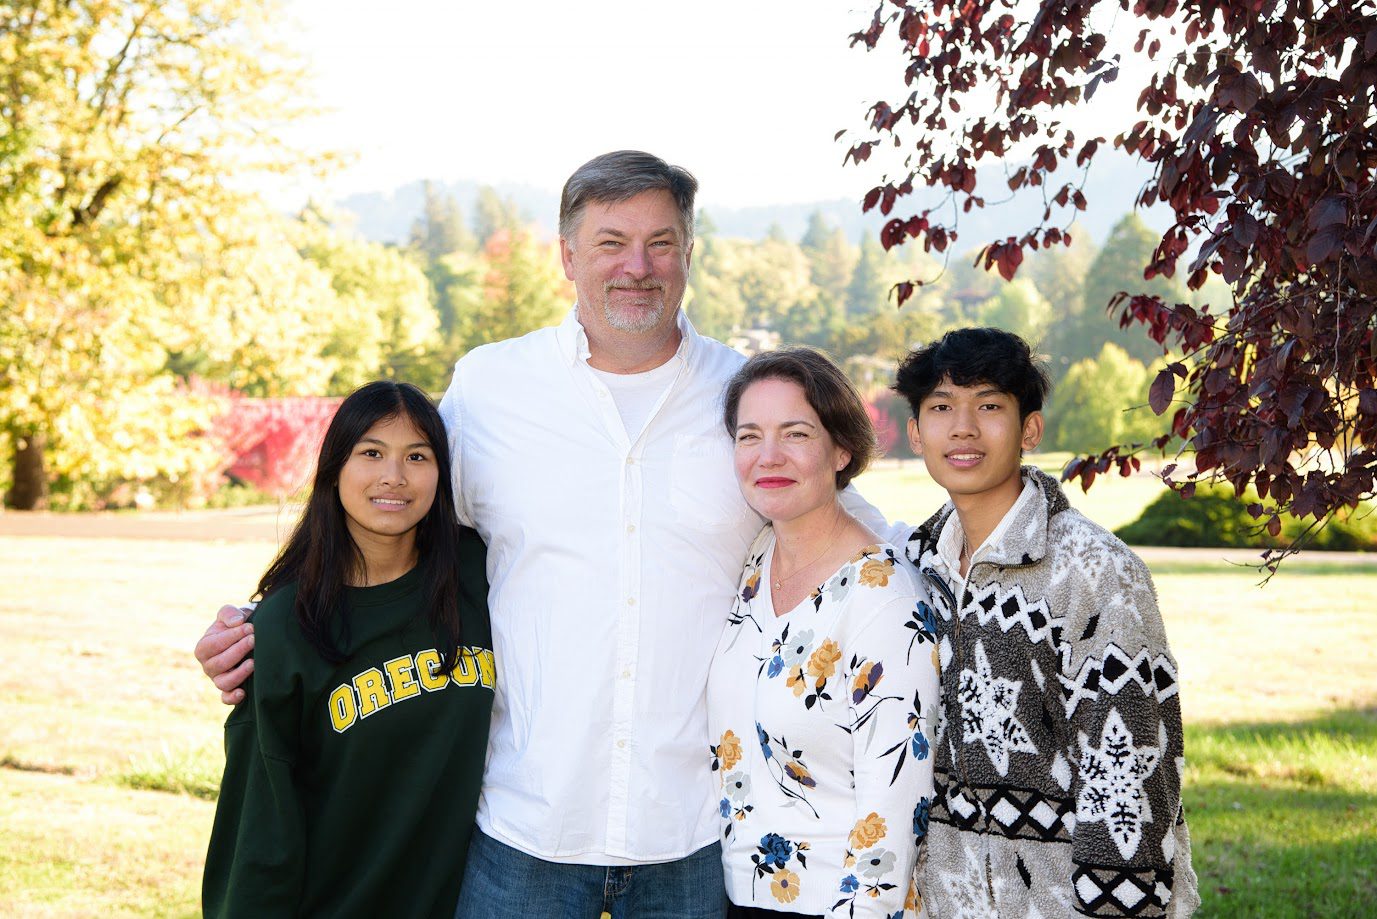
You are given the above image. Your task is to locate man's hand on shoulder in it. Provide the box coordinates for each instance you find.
[196,604,255,705]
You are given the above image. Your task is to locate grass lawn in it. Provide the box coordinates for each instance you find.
[0,520,1373,917]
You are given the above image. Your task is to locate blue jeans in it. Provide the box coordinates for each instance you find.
[454,829,726,919]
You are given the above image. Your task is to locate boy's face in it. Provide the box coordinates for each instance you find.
[907,376,1044,511]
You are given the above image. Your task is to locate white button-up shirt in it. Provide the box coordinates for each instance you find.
[438,307,762,863]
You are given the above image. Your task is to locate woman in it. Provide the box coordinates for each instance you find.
[708,348,940,918]
[203,381,493,918]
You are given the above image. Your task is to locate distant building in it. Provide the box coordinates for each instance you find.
[727,328,780,357]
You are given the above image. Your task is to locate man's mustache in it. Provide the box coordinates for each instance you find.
[605,279,664,293]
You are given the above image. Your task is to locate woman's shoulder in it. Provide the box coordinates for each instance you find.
[841,541,921,606]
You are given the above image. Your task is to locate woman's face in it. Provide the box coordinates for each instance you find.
[732,377,850,526]
[337,414,439,552]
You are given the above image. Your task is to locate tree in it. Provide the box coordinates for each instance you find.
[296,217,439,393]
[685,211,748,341]
[471,186,524,246]
[447,229,571,355]
[977,277,1052,347]
[1072,214,1187,365]
[735,236,819,333]
[846,234,892,320]
[1028,235,1099,379]
[801,211,858,306]
[1046,344,1161,454]
[847,0,1377,550]
[0,0,331,508]
[409,180,475,262]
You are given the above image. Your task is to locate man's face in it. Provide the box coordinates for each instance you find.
[560,189,692,339]
[907,376,1043,510]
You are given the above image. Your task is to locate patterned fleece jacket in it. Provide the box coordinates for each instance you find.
[904,467,1199,918]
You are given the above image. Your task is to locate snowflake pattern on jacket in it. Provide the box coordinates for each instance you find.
[905,468,1200,918]
[709,526,941,917]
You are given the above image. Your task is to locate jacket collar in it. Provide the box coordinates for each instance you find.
[914,465,1071,569]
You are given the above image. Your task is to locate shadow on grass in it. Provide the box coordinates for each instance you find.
[1185,709,1377,918]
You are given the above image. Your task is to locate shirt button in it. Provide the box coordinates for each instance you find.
[626,456,636,465]
[617,739,627,749]
[627,597,636,606]
[626,524,636,534]
[621,669,632,679]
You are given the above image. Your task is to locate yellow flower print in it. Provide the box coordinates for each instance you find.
[805,639,842,681]
[905,878,920,911]
[787,666,807,697]
[852,660,884,704]
[848,812,887,850]
[859,557,895,587]
[771,868,802,903]
[849,543,881,563]
[784,759,816,788]
[718,730,742,772]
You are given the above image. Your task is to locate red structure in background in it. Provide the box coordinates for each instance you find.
[211,396,342,497]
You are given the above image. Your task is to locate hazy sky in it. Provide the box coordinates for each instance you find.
[284,0,1151,208]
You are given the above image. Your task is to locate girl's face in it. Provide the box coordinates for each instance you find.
[337,414,439,552]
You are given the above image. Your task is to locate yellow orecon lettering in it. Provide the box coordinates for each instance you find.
[476,648,496,689]
[415,650,449,691]
[354,667,390,717]
[452,649,478,687]
[328,684,358,733]
[385,655,421,701]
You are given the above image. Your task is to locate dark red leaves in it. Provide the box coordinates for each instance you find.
[1306,224,1345,265]
[845,0,1377,545]
[1149,368,1176,414]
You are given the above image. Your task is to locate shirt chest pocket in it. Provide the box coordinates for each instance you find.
[669,433,750,532]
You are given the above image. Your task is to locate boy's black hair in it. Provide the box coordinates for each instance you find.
[893,327,1051,419]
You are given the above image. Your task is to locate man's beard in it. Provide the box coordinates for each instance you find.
[602,279,667,332]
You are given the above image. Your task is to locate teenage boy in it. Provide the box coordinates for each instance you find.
[893,327,1199,918]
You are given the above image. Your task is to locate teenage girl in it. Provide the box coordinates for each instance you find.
[203,381,493,918]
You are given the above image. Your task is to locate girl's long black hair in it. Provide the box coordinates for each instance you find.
[255,381,467,674]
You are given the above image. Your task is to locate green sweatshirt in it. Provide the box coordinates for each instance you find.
[203,531,493,919]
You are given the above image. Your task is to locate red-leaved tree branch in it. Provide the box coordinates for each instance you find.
[847,0,1377,558]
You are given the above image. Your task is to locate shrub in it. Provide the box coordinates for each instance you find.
[1116,482,1377,551]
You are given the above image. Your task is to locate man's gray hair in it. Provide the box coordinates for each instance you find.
[558,150,698,244]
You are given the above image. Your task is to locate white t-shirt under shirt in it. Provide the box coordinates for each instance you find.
[590,359,682,442]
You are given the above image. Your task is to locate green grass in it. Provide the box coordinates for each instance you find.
[0,526,1373,916]
[115,743,224,801]
[1185,710,1377,917]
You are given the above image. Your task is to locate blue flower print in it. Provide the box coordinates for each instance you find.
[759,832,794,867]
[839,874,859,893]
[766,654,784,678]
[917,601,938,635]
[720,797,731,818]
[912,796,931,841]
[756,723,773,760]
[911,728,931,761]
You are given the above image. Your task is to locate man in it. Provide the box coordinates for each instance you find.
[197,151,880,917]
[892,327,1199,918]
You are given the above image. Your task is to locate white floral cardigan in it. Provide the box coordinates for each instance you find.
[708,526,942,917]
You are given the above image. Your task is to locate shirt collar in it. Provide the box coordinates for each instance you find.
[933,475,1041,575]
[555,304,700,369]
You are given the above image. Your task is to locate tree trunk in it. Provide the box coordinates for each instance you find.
[6,431,49,510]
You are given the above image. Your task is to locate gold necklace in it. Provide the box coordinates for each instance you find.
[773,509,845,591]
